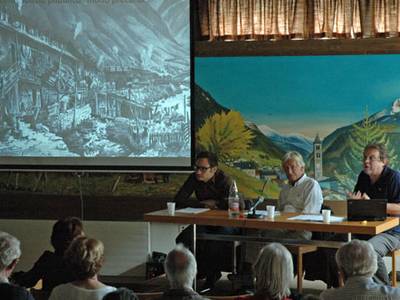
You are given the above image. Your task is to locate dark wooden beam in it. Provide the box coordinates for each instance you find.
[195,38,400,57]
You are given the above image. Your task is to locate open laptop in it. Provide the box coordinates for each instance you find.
[347,199,387,221]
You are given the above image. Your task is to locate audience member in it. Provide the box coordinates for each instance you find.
[103,287,138,300]
[13,216,84,291]
[320,239,400,299]
[175,151,239,290]
[252,243,294,300]
[0,231,34,300]
[348,143,400,284]
[161,244,205,300]
[49,236,116,300]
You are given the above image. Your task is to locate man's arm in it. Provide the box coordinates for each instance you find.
[174,173,203,208]
[302,180,323,213]
[214,172,232,210]
[387,171,400,215]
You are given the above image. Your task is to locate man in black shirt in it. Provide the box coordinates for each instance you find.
[174,151,238,291]
[174,151,231,210]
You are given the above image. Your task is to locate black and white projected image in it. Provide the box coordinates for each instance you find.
[0,0,191,168]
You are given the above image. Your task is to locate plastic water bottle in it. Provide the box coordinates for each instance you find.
[228,180,240,218]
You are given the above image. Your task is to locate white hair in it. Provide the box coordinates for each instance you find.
[336,239,377,279]
[253,243,294,299]
[0,231,21,272]
[282,151,305,168]
[164,244,197,289]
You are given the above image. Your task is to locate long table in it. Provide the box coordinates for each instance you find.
[144,209,399,235]
[144,209,399,291]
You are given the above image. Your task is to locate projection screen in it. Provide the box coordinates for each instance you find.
[0,0,192,171]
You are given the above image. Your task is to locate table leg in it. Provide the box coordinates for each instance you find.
[347,233,352,241]
[193,224,197,291]
[297,248,303,294]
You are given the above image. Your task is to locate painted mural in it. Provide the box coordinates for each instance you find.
[195,56,400,200]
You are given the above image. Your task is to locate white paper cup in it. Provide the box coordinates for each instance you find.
[167,202,175,215]
[266,205,275,219]
[322,209,331,223]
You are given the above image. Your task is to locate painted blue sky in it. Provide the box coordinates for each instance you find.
[195,55,400,138]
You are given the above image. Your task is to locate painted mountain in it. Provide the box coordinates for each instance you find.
[3,1,189,74]
[194,84,284,164]
[320,109,400,180]
[258,124,313,158]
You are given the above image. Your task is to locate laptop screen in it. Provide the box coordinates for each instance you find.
[347,199,387,221]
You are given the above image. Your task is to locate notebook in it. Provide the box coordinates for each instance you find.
[347,199,387,221]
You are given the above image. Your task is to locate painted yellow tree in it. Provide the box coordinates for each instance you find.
[196,111,254,161]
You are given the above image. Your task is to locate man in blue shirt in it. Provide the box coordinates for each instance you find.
[349,143,400,285]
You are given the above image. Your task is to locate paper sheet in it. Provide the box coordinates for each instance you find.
[288,214,345,222]
[175,207,210,214]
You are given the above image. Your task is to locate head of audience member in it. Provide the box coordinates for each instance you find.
[0,231,21,280]
[164,244,197,289]
[65,236,104,281]
[103,287,138,300]
[194,151,219,183]
[282,151,305,185]
[362,143,388,179]
[51,216,84,255]
[253,243,294,300]
[335,239,377,283]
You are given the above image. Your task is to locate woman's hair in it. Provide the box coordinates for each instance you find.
[64,236,104,280]
[253,243,294,300]
[336,239,377,279]
[51,217,83,254]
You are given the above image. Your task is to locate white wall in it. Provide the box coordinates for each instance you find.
[0,219,184,276]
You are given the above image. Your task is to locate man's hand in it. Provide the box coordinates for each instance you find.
[200,200,218,209]
[347,191,370,200]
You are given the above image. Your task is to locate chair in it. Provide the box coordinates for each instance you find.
[208,294,252,300]
[30,289,50,300]
[136,291,163,300]
[387,249,400,287]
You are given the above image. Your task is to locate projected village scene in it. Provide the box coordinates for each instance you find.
[195,56,400,199]
[0,0,190,159]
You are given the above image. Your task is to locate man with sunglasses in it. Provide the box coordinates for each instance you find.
[348,143,400,285]
[174,151,238,291]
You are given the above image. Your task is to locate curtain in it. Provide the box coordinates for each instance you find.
[197,0,400,41]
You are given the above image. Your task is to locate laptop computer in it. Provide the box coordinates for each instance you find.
[347,199,387,221]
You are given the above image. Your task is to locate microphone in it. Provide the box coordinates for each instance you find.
[247,196,265,219]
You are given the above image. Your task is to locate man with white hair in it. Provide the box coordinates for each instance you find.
[320,240,400,299]
[246,151,323,262]
[0,231,34,300]
[161,245,205,300]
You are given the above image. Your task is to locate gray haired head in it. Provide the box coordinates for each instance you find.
[0,231,21,272]
[164,244,197,289]
[336,239,377,279]
[253,243,294,299]
[282,151,305,168]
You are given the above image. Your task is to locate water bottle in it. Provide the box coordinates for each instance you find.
[228,180,240,218]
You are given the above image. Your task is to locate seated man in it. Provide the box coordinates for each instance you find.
[348,143,400,285]
[320,239,400,299]
[0,231,34,300]
[162,245,205,300]
[246,151,323,260]
[174,151,239,290]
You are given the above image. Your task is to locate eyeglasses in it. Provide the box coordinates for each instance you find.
[194,165,211,172]
[363,155,381,162]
